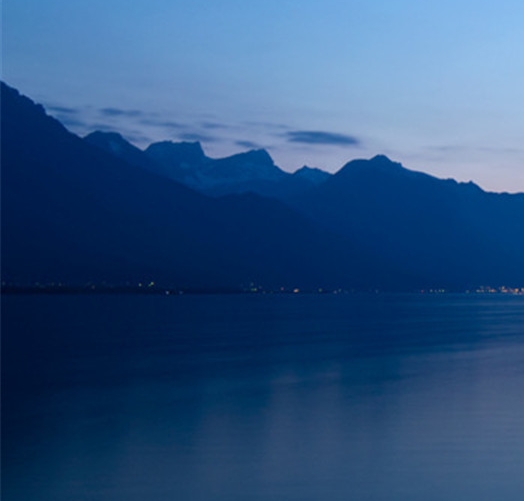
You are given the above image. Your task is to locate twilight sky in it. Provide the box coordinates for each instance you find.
[3,0,524,192]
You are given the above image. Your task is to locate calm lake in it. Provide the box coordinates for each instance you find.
[2,293,524,500]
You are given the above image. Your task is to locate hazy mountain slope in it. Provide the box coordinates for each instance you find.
[142,140,210,186]
[84,131,161,174]
[86,132,333,199]
[143,140,331,198]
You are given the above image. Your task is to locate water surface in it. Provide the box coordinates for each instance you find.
[2,294,524,500]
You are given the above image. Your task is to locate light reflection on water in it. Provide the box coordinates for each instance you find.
[2,294,524,500]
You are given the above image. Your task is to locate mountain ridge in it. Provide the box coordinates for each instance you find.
[2,81,390,291]
[87,130,332,198]
[3,81,523,291]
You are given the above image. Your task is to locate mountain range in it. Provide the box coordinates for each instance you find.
[2,81,524,292]
[85,131,331,199]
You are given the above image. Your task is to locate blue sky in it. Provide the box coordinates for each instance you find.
[3,0,524,192]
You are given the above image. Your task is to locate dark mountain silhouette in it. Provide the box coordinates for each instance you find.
[2,82,523,291]
[290,155,524,288]
[1,82,385,291]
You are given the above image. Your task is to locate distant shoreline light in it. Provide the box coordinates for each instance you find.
[2,282,524,296]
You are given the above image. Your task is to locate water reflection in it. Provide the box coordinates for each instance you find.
[2,294,524,500]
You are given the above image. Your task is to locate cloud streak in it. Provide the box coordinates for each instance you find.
[48,105,79,115]
[236,140,261,149]
[178,132,217,143]
[139,118,183,129]
[286,130,360,146]
[99,107,143,118]
[200,121,228,130]
[57,115,88,128]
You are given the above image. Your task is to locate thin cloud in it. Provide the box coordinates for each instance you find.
[244,120,291,130]
[120,132,152,145]
[426,144,523,157]
[88,123,124,133]
[139,118,183,129]
[48,105,79,115]
[286,130,360,146]
[178,132,217,143]
[86,124,153,145]
[56,115,88,128]
[236,140,261,149]
[99,107,143,118]
[200,121,228,130]
[427,145,464,153]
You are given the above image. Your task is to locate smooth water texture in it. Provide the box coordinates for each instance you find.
[2,294,524,500]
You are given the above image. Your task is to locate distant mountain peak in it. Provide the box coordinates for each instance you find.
[145,140,208,166]
[293,166,331,184]
[370,154,393,162]
[209,148,285,185]
[337,155,408,178]
[295,165,318,174]
[228,148,275,166]
[85,130,137,155]
[148,140,205,154]
[86,130,126,141]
